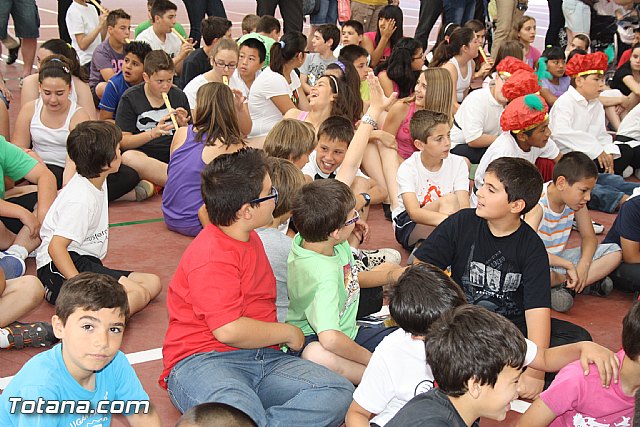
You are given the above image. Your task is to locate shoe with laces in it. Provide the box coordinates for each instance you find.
[0,251,25,279]
[583,277,614,297]
[6,45,19,65]
[353,248,401,271]
[5,321,57,349]
[134,180,155,202]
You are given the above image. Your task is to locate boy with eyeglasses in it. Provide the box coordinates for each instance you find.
[160,148,354,427]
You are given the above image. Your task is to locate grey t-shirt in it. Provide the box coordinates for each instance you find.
[257,227,292,322]
[300,53,336,87]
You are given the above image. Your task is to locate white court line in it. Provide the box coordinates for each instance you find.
[0,346,164,391]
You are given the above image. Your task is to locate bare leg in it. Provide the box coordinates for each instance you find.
[95,82,107,99]
[302,341,367,384]
[13,226,41,253]
[0,276,45,327]
[118,272,162,315]
[604,106,621,131]
[584,251,623,285]
[20,38,37,78]
[0,101,9,140]
[121,150,168,187]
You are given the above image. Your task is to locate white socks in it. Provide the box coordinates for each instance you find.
[5,245,28,261]
[0,328,10,348]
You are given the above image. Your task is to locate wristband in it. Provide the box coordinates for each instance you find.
[361,114,378,130]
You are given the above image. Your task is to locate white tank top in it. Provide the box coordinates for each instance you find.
[70,78,79,104]
[30,97,81,168]
[449,56,473,103]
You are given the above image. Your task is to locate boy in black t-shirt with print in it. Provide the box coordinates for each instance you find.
[115,50,190,187]
[412,157,592,400]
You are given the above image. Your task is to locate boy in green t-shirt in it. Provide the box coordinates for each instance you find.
[134,0,188,40]
[287,178,398,384]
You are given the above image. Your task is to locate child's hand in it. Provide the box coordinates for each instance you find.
[174,107,190,126]
[563,264,579,289]
[152,116,175,138]
[367,72,398,114]
[574,261,591,293]
[20,211,40,239]
[517,370,544,400]
[578,341,619,387]
[179,39,195,57]
[98,10,109,28]
[596,151,614,174]
[284,324,305,352]
[380,19,397,40]
[0,79,12,102]
[373,130,397,149]
[478,60,492,76]
[354,219,370,244]
[231,88,247,111]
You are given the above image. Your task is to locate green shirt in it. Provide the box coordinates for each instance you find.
[286,235,360,339]
[237,33,275,70]
[0,136,37,199]
[134,20,187,39]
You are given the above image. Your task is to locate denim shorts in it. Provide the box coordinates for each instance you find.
[550,243,621,274]
[0,0,40,39]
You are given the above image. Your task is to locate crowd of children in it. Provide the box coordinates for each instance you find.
[0,0,639,425]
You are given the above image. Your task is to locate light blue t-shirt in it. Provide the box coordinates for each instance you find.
[0,344,149,426]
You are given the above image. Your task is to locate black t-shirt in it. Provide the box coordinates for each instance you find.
[386,389,479,427]
[179,48,211,89]
[611,62,635,96]
[115,83,190,163]
[413,209,550,325]
[604,195,640,246]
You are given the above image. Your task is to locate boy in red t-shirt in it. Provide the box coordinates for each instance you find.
[159,148,353,426]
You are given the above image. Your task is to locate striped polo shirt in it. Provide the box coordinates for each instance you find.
[537,182,574,255]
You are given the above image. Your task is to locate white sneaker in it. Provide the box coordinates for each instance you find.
[623,166,634,178]
[572,220,604,235]
[355,248,402,271]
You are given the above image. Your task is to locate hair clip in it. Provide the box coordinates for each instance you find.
[335,60,346,72]
[48,57,71,74]
[279,40,285,48]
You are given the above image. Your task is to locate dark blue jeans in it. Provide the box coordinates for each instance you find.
[443,0,476,25]
[182,0,227,47]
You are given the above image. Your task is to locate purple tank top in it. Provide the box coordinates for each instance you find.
[396,102,418,159]
[161,125,207,231]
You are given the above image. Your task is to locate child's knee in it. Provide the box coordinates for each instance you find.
[16,275,45,302]
[129,272,162,299]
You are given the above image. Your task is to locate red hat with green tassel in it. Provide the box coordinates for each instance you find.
[500,94,549,132]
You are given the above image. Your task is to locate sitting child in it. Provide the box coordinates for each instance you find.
[98,40,152,121]
[237,15,280,70]
[300,24,340,94]
[89,9,130,103]
[348,264,619,426]
[413,157,592,400]
[287,178,400,384]
[263,119,317,169]
[525,152,622,313]
[537,46,570,107]
[160,148,354,426]
[116,50,190,187]
[134,0,188,40]
[135,0,194,75]
[36,121,161,314]
[517,299,640,426]
[176,402,256,427]
[0,273,162,425]
[392,110,469,251]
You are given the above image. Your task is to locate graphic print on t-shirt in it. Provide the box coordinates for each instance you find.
[572,414,630,426]
[419,182,443,207]
[340,262,360,318]
[136,108,171,134]
[461,244,522,318]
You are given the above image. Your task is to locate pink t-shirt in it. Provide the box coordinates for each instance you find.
[395,102,418,159]
[525,45,541,69]
[364,32,392,64]
[541,350,634,427]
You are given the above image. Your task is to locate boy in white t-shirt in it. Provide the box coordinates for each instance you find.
[392,110,469,251]
[346,263,622,427]
[471,94,561,207]
[135,0,194,75]
[36,122,161,315]
[66,0,108,67]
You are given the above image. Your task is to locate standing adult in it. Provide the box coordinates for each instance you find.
[0,0,39,80]
[545,0,565,47]
[181,0,228,48]
[490,0,526,57]
[413,0,443,50]
[257,0,303,34]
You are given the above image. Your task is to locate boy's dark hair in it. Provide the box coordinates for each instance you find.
[256,15,281,35]
[541,45,565,61]
[552,151,598,185]
[56,273,130,325]
[240,37,267,63]
[151,0,177,21]
[426,305,526,397]
[464,19,485,34]
[67,121,121,178]
[144,49,175,75]
[409,109,450,142]
[202,16,232,46]
[124,40,152,63]
[292,179,355,242]
[270,32,307,75]
[176,402,256,427]
[338,44,369,63]
[622,300,640,360]
[316,24,341,51]
[39,54,73,85]
[242,14,260,34]
[317,116,354,145]
[342,20,364,36]
[388,263,466,336]
[107,9,131,28]
[201,148,268,226]
[485,157,543,215]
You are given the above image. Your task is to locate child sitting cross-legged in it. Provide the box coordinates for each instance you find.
[0,272,162,425]
[517,299,640,426]
[392,109,469,251]
[287,178,402,384]
[36,121,162,314]
[347,264,620,426]
[525,152,622,313]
